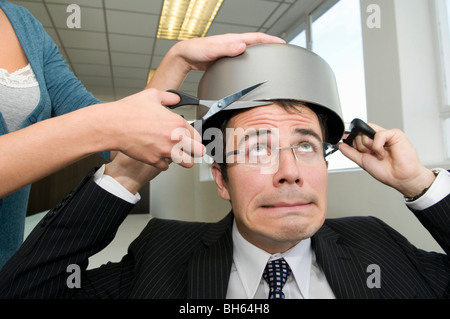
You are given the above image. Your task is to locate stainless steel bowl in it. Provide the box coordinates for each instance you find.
[197,43,345,145]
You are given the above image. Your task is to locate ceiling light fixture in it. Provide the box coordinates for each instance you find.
[146,69,156,84]
[157,0,224,40]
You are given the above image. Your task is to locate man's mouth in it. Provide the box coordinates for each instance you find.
[261,202,311,209]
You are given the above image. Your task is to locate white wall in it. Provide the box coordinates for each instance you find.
[150,0,449,253]
[358,0,449,251]
[395,0,446,165]
[360,0,447,166]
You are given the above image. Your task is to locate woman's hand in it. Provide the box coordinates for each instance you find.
[98,88,205,171]
[147,32,285,90]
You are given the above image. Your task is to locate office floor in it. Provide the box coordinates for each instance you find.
[25,212,151,269]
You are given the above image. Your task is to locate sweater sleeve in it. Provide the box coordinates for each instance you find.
[42,31,100,116]
[41,26,110,161]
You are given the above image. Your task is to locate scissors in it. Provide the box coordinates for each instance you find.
[167,81,269,130]
[343,118,376,146]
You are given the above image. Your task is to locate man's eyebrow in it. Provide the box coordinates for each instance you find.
[294,128,323,142]
[235,128,322,147]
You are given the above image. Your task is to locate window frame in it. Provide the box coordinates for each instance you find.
[434,0,450,159]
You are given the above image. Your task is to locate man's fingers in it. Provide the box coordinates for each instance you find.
[353,134,373,153]
[338,142,363,166]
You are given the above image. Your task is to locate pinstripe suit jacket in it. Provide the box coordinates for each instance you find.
[0,169,449,299]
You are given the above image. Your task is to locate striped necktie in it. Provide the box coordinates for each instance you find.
[263,258,292,299]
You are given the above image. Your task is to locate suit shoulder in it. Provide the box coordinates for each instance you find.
[149,217,211,236]
[322,216,396,243]
[127,217,217,255]
[324,215,386,230]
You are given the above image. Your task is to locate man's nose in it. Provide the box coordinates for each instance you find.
[272,148,303,187]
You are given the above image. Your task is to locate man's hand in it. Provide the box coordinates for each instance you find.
[104,152,162,195]
[339,123,436,198]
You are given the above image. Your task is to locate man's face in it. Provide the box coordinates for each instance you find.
[212,103,329,254]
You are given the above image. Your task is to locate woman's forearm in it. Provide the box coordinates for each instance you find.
[0,88,190,198]
[0,104,110,198]
[146,43,190,91]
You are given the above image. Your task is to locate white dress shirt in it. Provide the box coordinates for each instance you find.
[404,168,450,210]
[93,165,141,204]
[226,221,335,299]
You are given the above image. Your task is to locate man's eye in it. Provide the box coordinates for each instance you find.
[296,142,315,153]
[248,144,270,156]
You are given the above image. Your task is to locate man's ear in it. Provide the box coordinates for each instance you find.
[211,163,230,200]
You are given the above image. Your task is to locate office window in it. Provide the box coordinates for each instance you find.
[442,0,450,107]
[290,29,306,48]
[289,0,366,170]
[436,0,450,107]
[436,0,450,160]
[311,0,367,123]
[445,118,450,158]
[445,0,450,159]
[446,0,450,159]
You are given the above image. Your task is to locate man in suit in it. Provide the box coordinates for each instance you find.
[0,44,449,299]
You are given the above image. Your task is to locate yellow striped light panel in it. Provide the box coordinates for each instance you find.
[157,0,223,40]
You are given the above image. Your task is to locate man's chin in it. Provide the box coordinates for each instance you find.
[264,216,325,242]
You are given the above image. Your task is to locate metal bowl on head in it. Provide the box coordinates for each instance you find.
[196,43,345,148]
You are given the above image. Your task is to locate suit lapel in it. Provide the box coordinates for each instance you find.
[312,223,380,299]
[187,213,234,299]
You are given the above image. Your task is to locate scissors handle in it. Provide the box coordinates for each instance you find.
[166,90,199,109]
[343,118,376,146]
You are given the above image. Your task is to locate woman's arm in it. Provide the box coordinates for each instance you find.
[0,89,201,198]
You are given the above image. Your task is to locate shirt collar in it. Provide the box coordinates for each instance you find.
[232,220,312,299]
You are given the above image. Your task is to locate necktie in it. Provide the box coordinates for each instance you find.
[263,258,291,299]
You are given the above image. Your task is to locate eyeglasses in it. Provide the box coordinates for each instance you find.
[225,140,339,168]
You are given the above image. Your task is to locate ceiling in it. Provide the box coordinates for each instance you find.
[10,0,322,112]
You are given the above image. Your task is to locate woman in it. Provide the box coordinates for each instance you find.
[0,0,285,267]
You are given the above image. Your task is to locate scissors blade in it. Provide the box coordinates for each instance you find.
[199,100,271,109]
[201,81,266,121]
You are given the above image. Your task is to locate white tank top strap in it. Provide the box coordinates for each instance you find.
[0,64,38,88]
